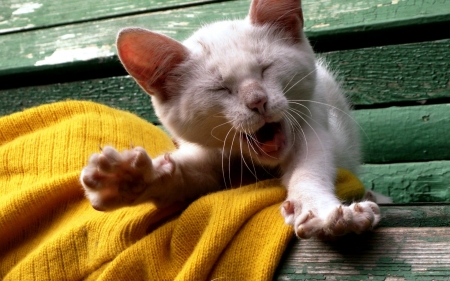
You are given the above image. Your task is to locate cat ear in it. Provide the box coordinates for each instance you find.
[249,0,304,42]
[116,28,189,100]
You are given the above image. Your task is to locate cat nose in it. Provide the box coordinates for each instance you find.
[247,97,267,115]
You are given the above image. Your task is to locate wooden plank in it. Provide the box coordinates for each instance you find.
[378,205,450,227]
[355,104,450,163]
[2,0,448,35]
[1,82,449,203]
[1,39,447,105]
[1,75,450,164]
[275,227,450,280]
[323,39,450,106]
[3,79,449,164]
[0,76,157,122]
[360,161,450,204]
[1,0,449,88]
[0,1,248,78]
[0,0,223,34]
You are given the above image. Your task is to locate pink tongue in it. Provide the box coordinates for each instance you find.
[260,131,285,153]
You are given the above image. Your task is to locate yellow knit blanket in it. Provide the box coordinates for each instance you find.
[0,101,365,280]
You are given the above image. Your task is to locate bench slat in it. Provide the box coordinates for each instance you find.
[2,84,449,203]
[1,0,448,87]
[0,38,448,105]
[275,226,450,280]
[2,79,449,164]
[324,39,450,106]
[355,104,450,163]
[360,161,450,203]
[0,0,216,34]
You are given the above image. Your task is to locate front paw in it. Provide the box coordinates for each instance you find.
[281,200,381,239]
[80,146,174,211]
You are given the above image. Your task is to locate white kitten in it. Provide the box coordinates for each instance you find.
[81,0,382,239]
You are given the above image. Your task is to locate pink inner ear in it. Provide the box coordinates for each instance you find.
[117,28,188,97]
[249,0,304,42]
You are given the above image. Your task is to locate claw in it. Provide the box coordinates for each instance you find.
[98,145,103,151]
[296,225,308,239]
[354,203,363,213]
[134,150,151,169]
[368,203,381,215]
[282,201,294,215]
[332,219,347,236]
[98,154,114,172]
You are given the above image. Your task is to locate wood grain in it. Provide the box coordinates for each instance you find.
[1,39,448,109]
[0,0,218,34]
[354,104,450,163]
[378,205,450,227]
[2,0,448,35]
[2,75,449,164]
[1,0,449,85]
[275,227,450,280]
[1,76,449,202]
[323,39,450,106]
[360,162,450,203]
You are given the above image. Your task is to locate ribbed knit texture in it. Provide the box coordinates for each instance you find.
[0,101,365,280]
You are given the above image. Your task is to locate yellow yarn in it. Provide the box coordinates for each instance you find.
[0,101,365,280]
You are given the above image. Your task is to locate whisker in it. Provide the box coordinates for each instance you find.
[287,101,312,117]
[221,126,235,189]
[283,111,308,160]
[282,71,299,93]
[283,67,318,94]
[288,107,327,131]
[236,126,260,183]
[210,119,234,142]
[228,129,238,188]
[289,99,369,139]
[242,127,278,179]
[238,131,244,187]
[288,108,325,154]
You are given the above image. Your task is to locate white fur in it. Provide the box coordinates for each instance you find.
[81,9,383,238]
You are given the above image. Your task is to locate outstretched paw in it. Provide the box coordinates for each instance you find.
[281,200,380,239]
[80,146,174,211]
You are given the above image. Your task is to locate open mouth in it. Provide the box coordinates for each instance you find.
[243,122,285,155]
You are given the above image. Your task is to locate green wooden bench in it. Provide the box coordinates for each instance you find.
[1,0,449,279]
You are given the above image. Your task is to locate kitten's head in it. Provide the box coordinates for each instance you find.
[117,0,316,166]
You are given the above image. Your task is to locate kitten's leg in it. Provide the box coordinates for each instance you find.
[80,144,223,211]
[280,127,380,239]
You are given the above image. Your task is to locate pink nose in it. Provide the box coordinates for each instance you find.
[247,97,267,115]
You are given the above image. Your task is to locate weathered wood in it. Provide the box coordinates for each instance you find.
[378,205,450,227]
[0,76,157,122]
[360,161,450,203]
[2,37,448,102]
[354,104,450,163]
[1,77,449,203]
[0,0,222,34]
[275,227,450,280]
[0,0,449,34]
[1,0,449,88]
[2,0,448,35]
[323,39,450,106]
[2,78,449,164]
[0,1,248,78]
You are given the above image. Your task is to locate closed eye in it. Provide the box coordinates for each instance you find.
[261,63,273,78]
[211,86,231,94]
